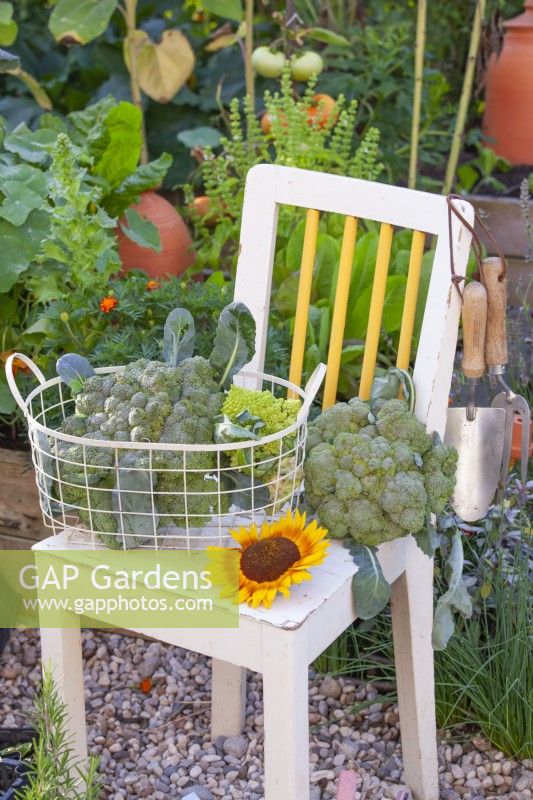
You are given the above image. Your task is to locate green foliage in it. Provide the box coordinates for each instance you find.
[184,64,383,276]
[273,223,435,397]
[434,545,532,758]
[20,667,102,799]
[34,133,120,298]
[456,143,511,194]
[49,0,118,46]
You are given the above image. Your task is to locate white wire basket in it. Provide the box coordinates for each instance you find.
[6,354,325,550]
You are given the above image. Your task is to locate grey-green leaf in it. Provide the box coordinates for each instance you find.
[432,531,473,650]
[177,126,222,149]
[3,125,57,164]
[120,208,161,252]
[349,543,391,620]
[213,414,261,444]
[112,468,158,548]
[209,302,256,388]
[56,353,95,394]
[415,520,441,557]
[371,367,415,410]
[162,308,195,366]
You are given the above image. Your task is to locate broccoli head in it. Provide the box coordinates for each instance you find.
[54,355,225,544]
[304,398,457,547]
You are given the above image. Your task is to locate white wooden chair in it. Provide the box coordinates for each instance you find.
[35,166,473,800]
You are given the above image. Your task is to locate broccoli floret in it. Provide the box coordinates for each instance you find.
[306,398,371,451]
[304,396,458,546]
[423,443,458,514]
[374,399,433,455]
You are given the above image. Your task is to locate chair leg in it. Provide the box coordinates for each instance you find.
[211,658,247,738]
[40,621,88,769]
[261,627,310,800]
[390,540,439,800]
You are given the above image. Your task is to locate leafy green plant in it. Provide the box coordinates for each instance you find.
[0,271,236,440]
[19,667,102,799]
[456,143,511,194]
[273,222,436,395]
[48,0,195,162]
[32,133,120,302]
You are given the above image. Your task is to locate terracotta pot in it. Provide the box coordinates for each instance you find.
[510,413,533,462]
[118,190,195,278]
[483,1,533,164]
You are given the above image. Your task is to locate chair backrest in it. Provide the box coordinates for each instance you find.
[233,165,473,438]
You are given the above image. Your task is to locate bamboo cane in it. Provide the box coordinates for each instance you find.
[442,0,487,195]
[244,0,254,108]
[124,0,149,164]
[408,0,427,189]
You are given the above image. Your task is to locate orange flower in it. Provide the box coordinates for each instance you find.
[139,678,152,694]
[99,296,118,313]
[146,280,160,291]
[0,351,30,375]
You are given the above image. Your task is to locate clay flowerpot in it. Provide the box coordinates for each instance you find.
[510,413,533,462]
[118,190,195,278]
[483,1,533,164]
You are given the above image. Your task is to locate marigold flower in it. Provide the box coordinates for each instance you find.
[0,351,30,375]
[99,296,118,313]
[146,280,160,291]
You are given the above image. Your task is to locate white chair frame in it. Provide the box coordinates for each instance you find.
[35,166,474,800]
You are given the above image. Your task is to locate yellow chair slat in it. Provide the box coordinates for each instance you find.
[288,209,319,396]
[322,216,358,410]
[396,230,426,370]
[358,222,394,400]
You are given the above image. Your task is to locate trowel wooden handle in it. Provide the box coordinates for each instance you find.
[462,280,487,380]
[480,257,507,367]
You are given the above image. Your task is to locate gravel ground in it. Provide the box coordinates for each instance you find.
[0,629,531,800]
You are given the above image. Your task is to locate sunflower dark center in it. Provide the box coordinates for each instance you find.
[241,536,300,582]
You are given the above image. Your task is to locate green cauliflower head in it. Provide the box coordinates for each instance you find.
[304,398,457,547]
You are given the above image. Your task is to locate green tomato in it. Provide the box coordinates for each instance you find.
[290,51,324,82]
[251,47,286,79]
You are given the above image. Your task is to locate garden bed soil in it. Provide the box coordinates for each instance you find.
[0,447,43,550]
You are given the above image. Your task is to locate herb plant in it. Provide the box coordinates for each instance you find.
[20,668,102,800]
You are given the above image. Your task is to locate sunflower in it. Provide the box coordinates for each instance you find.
[223,509,329,609]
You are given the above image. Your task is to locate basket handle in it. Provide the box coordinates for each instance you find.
[5,353,46,414]
[296,362,327,424]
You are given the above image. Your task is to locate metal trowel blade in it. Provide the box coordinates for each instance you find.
[444,406,507,522]
[492,391,531,484]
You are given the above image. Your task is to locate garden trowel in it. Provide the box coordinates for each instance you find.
[481,257,531,485]
[444,280,506,521]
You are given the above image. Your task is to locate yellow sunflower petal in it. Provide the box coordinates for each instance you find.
[231,511,329,609]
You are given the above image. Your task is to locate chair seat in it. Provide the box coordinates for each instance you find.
[33,531,357,631]
[33,532,409,645]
